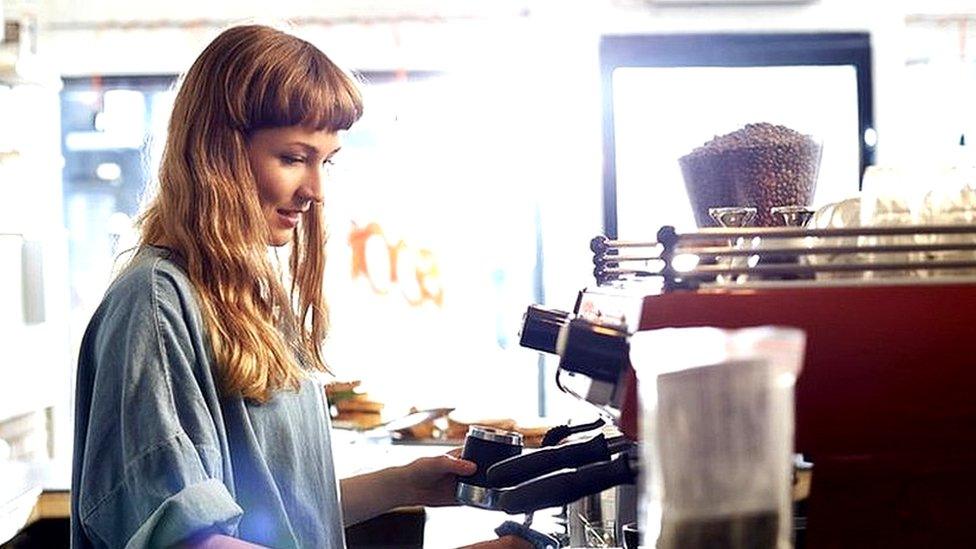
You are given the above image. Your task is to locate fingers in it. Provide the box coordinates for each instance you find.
[437,454,476,476]
[409,455,476,478]
[443,447,475,475]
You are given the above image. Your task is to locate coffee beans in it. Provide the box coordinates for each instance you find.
[679,123,822,227]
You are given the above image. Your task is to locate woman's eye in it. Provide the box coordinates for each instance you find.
[322,158,335,167]
[281,155,306,165]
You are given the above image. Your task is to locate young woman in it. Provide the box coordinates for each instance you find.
[70,25,530,549]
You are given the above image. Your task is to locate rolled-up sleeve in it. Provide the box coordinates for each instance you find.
[83,443,243,548]
[74,259,242,548]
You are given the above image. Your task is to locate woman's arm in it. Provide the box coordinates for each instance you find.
[340,454,476,526]
[339,466,407,526]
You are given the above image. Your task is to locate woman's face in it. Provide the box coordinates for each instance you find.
[246,125,341,246]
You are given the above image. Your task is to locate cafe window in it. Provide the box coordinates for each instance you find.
[60,75,176,357]
[322,71,544,419]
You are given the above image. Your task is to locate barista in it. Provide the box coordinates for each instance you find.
[70,24,530,549]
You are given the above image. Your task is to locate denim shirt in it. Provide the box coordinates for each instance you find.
[71,246,345,549]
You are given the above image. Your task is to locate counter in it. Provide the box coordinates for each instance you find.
[1,433,563,548]
[331,429,563,548]
[0,458,69,546]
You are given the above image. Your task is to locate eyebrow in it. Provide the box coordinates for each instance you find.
[287,142,342,157]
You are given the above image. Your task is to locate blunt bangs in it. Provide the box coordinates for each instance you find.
[246,42,363,134]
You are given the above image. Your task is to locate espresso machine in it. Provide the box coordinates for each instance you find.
[477,219,976,548]
[583,222,976,548]
[448,297,642,547]
[513,304,641,547]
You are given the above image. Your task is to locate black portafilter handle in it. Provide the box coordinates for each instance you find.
[558,317,630,384]
[519,305,572,354]
[540,417,605,448]
[486,434,614,488]
[494,452,638,515]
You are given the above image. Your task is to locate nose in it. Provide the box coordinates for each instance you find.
[298,164,325,204]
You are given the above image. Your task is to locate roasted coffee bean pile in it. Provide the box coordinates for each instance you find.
[679,123,821,227]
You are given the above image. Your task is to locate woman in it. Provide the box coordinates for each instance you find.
[71,25,530,549]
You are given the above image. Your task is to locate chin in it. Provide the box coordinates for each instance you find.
[269,233,293,247]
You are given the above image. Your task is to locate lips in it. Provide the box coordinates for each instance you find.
[276,208,302,228]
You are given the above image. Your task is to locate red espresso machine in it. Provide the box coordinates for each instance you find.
[587,223,976,548]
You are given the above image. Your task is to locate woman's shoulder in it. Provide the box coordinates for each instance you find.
[83,246,208,366]
[109,245,190,292]
[99,246,199,317]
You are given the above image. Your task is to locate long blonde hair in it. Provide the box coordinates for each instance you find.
[139,25,363,402]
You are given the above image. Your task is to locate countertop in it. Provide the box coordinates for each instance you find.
[0,458,70,545]
[331,429,563,548]
[1,433,562,548]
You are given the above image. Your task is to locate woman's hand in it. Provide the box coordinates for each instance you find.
[398,449,477,507]
[341,448,476,525]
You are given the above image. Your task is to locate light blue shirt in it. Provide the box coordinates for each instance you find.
[71,246,346,548]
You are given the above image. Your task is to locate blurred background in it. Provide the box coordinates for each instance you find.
[3,0,976,544]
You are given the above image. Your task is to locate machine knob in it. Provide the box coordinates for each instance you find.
[557,318,629,383]
[519,305,571,354]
